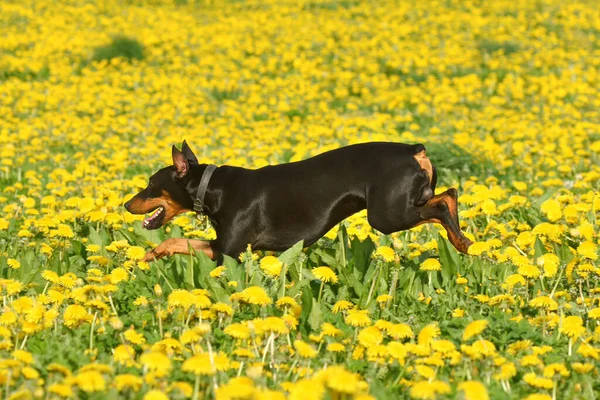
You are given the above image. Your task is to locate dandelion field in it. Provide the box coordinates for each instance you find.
[1,0,600,398]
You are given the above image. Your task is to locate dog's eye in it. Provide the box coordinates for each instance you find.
[148,181,154,189]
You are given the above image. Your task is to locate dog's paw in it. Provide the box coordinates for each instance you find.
[143,248,165,262]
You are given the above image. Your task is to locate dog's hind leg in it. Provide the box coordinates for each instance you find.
[144,238,216,261]
[417,188,472,253]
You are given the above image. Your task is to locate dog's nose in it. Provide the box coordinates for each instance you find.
[124,200,131,211]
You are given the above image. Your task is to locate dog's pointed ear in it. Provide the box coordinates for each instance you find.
[181,140,199,164]
[172,146,189,178]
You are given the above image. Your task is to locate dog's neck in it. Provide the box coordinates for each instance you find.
[186,164,220,217]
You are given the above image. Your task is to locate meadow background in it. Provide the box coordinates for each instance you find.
[1,0,600,398]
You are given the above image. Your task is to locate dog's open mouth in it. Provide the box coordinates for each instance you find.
[143,206,165,229]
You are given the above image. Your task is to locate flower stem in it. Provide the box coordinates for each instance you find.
[317,281,324,304]
[192,374,200,400]
[89,311,98,351]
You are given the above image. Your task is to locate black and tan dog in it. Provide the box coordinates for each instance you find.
[124,141,472,262]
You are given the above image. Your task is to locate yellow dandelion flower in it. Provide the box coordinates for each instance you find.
[577,241,598,260]
[140,352,171,376]
[210,266,226,278]
[357,326,383,348]
[344,309,371,327]
[239,286,272,306]
[588,308,600,319]
[126,246,145,261]
[48,383,73,397]
[321,322,343,337]
[7,259,20,269]
[374,246,395,262]
[212,302,233,316]
[572,362,594,373]
[386,323,414,340]
[144,390,169,400]
[458,381,488,400]
[529,296,558,310]
[463,320,489,341]
[376,294,393,306]
[543,363,570,378]
[456,276,468,285]
[577,343,600,360]
[327,343,345,353]
[453,308,466,318]
[288,378,325,400]
[540,199,562,222]
[537,253,560,278]
[113,344,136,366]
[124,328,146,345]
[182,353,217,375]
[293,340,318,358]
[276,296,299,310]
[133,296,148,306]
[75,370,106,393]
[467,241,490,256]
[431,340,456,354]
[318,365,362,394]
[420,258,441,271]
[518,263,541,279]
[521,354,543,367]
[409,380,451,399]
[216,377,256,399]
[560,316,585,339]
[505,274,526,290]
[523,372,554,389]
[224,323,250,340]
[260,256,283,278]
[494,362,517,380]
[109,267,129,284]
[418,323,440,346]
[40,270,60,284]
[63,305,89,328]
[415,365,436,379]
[312,266,338,283]
[261,316,289,335]
[332,300,353,313]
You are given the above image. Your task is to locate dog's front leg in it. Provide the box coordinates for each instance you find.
[144,238,215,261]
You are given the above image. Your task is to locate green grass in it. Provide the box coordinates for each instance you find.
[91,35,144,63]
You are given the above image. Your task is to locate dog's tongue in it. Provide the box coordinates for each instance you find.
[143,207,164,227]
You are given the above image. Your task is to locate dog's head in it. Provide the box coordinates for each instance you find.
[124,140,198,230]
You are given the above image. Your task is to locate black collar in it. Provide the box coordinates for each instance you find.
[193,164,217,214]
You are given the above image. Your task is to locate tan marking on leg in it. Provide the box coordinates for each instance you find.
[144,239,215,261]
[414,150,433,184]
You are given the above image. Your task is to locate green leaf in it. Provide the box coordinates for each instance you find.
[88,226,104,246]
[133,223,164,245]
[534,236,547,258]
[223,255,244,288]
[438,233,460,284]
[170,225,183,238]
[300,283,313,325]
[278,240,304,265]
[349,236,375,275]
[308,298,323,330]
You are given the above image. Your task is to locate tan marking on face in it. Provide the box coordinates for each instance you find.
[414,150,433,184]
[159,190,190,223]
[126,196,162,215]
[126,190,190,227]
[416,190,471,254]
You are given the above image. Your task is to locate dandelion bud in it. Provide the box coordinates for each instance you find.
[154,284,163,297]
[110,317,124,330]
